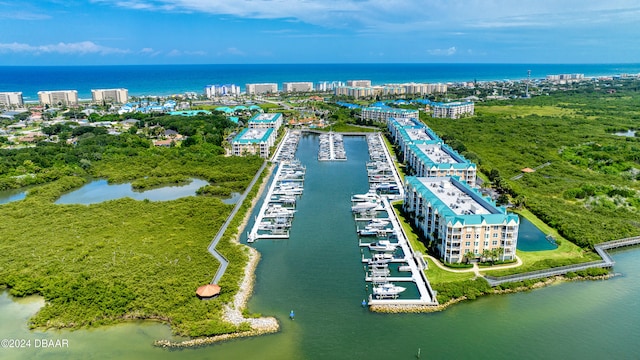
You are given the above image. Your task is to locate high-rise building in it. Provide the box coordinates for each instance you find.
[91,88,129,104]
[204,84,241,98]
[37,90,78,106]
[346,80,372,87]
[282,82,314,93]
[0,92,24,107]
[245,83,278,95]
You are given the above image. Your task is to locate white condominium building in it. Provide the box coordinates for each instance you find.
[204,84,241,98]
[316,81,345,92]
[91,88,129,104]
[282,82,314,93]
[231,128,276,158]
[38,90,78,106]
[346,80,372,87]
[334,86,377,99]
[0,92,24,107]
[360,106,419,123]
[431,101,474,119]
[245,83,278,95]
[248,112,283,130]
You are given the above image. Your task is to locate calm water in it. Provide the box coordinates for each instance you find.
[2,63,640,99]
[0,189,26,205]
[613,130,637,137]
[2,135,640,359]
[517,216,558,251]
[54,178,209,204]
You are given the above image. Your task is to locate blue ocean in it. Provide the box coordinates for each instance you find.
[2,63,640,100]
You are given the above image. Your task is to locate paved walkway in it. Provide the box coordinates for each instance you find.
[424,253,523,278]
[209,160,268,284]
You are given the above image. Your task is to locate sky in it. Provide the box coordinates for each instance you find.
[1,0,639,65]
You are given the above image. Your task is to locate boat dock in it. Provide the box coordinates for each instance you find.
[274,130,302,162]
[352,190,438,306]
[247,159,306,243]
[365,133,404,199]
[318,132,347,161]
[246,130,306,243]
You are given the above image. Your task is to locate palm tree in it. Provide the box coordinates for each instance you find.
[464,251,476,264]
[482,249,492,263]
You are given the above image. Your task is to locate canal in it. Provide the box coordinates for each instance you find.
[1,134,640,359]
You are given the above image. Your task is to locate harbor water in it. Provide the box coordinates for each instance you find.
[1,134,640,359]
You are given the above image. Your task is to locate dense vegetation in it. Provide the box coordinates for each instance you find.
[425,87,640,248]
[0,117,265,336]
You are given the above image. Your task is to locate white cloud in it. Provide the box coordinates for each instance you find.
[0,41,130,55]
[91,0,640,32]
[428,47,457,56]
[215,47,247,57]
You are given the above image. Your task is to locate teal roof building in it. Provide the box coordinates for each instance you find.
[404,176,518,263]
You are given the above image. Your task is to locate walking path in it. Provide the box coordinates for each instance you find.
[484,236,640,286]
[209,160,268,284]
[424,253,523,278]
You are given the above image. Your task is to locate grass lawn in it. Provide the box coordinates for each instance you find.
[482,208,601,276]
[392,202,475,284]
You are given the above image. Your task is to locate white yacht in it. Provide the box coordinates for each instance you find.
[373,283,406,297]
[368,240,397,252]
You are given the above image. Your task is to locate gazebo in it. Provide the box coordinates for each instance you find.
[196,284,221,299]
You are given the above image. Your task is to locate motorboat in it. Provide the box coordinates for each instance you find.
[373,283,406,297]
[365,219,389,228]
[351,191,380,202]
[351,201,380,213]
[358,227,380,236]
[398,265,412,272]
[368,240,397,252]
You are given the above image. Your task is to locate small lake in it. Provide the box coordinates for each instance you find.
[0,189,26,205]
[517,216,558,251]
[613,130,636,137]
[55,179,210,205]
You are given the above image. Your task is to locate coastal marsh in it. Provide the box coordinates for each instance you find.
[426,87,640,248]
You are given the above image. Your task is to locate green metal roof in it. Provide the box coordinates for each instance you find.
[232,128,274,144]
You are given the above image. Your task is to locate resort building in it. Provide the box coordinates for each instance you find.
[404,176,519,263]
[91,88,128,104]
[387,117,442,159]
[282,82,314,93]
[248,112,283,130]
[334,86,377,99]
[37,90,78,106]
[398,83,448,95]
[405,143,477,187]
[316,81,345,92]
[431,101,474,119]
[361,106,419,123]
[245,83,278,95]
[546,74,585,83]
[231,128,276,158]
[0,92,24,107]
[204,84,241,98]
[347,80,372,87]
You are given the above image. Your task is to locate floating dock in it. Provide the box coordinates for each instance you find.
[318,132,347,161]
[247,160,305,243]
